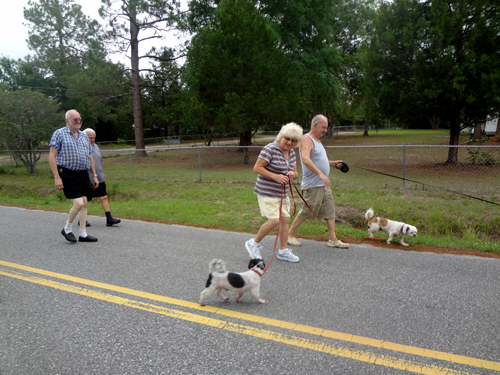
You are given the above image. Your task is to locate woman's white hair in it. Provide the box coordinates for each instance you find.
[276,122,304,147]
[82,128,96,136]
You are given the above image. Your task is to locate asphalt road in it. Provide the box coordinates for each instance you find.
[1,206,499,375]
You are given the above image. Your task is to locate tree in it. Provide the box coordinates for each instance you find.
[331,0,377,129]
[184,0,292,148]
[186,0,341,123]
[366,0,500,163]
[23,0,137,142]
[0,89,62,175]
[142,48,183,138]
[24,0,107,109]
[0,56,56,97]
[99,0,183,156]
[261,0,342,121]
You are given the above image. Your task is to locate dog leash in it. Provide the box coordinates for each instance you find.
[262,185,287,274]
[263,179,327,275]
[353,165,500,207]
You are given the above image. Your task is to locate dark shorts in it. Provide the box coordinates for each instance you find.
[92,181,108,198]
[58,167,93,200]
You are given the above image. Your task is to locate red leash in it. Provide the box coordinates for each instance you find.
[263,180,322,274]
[263,185,287,274]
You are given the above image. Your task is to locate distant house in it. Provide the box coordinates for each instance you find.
[465,116,499,137]
[484,117,498,136]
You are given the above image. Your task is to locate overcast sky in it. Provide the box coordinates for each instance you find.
[0,0,188,67]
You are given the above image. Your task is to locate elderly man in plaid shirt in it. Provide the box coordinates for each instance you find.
[49,109,99,243]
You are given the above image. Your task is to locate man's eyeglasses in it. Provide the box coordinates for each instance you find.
[72,118,82,123]
[284,136,298,143]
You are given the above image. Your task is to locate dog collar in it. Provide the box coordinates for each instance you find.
[251,268,263,277]
[399,224,406,237]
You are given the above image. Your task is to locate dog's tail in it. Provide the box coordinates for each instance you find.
[364,208,374,221]
[209,258,226,274]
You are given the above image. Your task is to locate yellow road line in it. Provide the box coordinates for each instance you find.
[1,259,498,372]
[0,267,472,375]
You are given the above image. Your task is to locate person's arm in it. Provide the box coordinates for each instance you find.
[329,160,344,169]
[300,136,331,188]
[253,158,290,185]
[287,162,298,181]
[49,146,63,190]
[89,154,99,188]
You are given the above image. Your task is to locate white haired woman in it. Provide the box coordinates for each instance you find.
[81,128,121,227]
[245,122,303,262]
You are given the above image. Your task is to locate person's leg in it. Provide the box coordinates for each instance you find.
[278,216,291,250]
[98,185,121,226]
[254,218,279,243]
[99,195,111,212]
[326,217,338,242]
[277,214,299,262]
[100,195,120,223]
[66,197,85,230]
[288,187,321,246]
[288,216,305,238]
[77,196,88,231]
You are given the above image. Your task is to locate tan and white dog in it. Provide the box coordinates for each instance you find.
[364,208,418,246]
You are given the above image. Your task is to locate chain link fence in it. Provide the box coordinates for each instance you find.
[1,144,498,197]
[93,145,500,197]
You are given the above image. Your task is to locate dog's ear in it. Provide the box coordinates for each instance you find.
[248,258,257,269]
[248,258,265,269]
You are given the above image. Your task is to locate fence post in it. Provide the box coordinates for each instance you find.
[129,150,134,181]
[197,147,202,182]
[402,145,406,190]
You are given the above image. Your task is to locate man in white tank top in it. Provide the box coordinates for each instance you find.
[287,115,349,248]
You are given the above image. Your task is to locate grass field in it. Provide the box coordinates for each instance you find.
[1,129,499,254]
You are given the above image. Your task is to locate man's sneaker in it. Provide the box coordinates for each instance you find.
[277,249,300,262]
[245,239,262,259]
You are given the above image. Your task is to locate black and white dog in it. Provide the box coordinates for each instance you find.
[199,258,267,306]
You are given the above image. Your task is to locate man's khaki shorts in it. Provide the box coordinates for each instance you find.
[257,194,291,219]
[297,186,335,221]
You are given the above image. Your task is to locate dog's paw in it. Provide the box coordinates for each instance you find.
[259,299,268,304]
[223,296,230,302]
[200,302,206,306]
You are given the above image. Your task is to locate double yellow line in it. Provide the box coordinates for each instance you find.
[1,259,498,375]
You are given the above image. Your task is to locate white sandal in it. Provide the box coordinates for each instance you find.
[287,237,302,246]
[327,240,349,248]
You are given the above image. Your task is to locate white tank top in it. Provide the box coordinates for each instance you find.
[300,134,330,188]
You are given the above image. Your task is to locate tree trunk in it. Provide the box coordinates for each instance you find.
[363,121,369,136]
[496,114,500,137]
[427,116,441,129]
[239,130,252,146]
[446,115,461,165]
[239,130,252,164]
[472,122,483,141]
[130,6,147,157]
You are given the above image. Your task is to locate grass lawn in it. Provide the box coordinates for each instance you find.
[1,129,499,255]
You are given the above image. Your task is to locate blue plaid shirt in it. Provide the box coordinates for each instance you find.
[49,126,92,171]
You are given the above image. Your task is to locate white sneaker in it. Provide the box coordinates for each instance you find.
[277,248,300,262]
[245,239,262,259]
